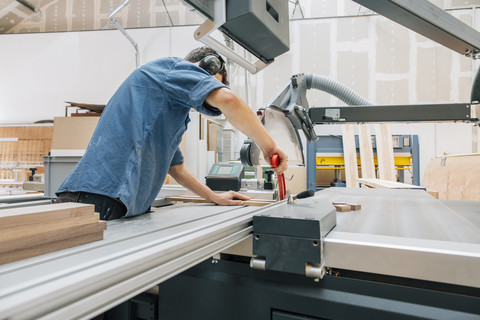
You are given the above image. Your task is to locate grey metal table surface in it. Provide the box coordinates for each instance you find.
[320,188,480,288]
[0,202,280,320]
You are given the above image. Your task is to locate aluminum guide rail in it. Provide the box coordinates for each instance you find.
[0,202,280,320]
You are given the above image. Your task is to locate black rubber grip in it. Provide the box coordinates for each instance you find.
[296,189,315,199]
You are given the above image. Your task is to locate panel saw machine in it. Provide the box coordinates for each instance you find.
[157,69,480,318]
[1,1,480,319]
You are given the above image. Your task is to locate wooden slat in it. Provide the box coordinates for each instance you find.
[0,231,105,265]
[341,124,359,188]
[357,178,426,190]
[0,203,96,229]
[358,124,376,179]
[375,124,396,181]
[166,196,276,207]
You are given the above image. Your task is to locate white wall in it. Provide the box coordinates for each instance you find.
[0,26,199,123]
[0,13,479,183]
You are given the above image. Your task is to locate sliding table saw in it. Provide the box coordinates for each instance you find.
[0,187,479,319]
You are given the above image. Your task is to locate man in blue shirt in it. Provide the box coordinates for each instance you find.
[56,47,287,220]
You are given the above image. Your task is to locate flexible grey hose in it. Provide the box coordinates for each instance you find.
[305,73,372,106]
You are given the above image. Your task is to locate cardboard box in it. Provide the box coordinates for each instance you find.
[50,117,99,156]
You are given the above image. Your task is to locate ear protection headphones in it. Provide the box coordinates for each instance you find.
[199,55,225,75]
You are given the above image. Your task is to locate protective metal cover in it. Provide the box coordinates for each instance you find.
[257,107,305,166]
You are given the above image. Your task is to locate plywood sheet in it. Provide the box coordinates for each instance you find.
[422,154,480,201]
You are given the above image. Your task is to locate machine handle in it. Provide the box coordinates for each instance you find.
[270,154,286,201]
[270,154,280,167]
[296,189,315,199]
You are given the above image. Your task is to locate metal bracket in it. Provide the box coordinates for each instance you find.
[108,0,140,68]
[193,0,271,74]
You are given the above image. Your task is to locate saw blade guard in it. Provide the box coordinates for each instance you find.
[242,106,304,166]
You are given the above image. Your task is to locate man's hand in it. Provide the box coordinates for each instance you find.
[263,146,288,174]
[211,191,251,206]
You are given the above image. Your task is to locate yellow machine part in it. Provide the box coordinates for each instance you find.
[316,156,411,169]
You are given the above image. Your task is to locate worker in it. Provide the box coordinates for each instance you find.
[55,46,288,220]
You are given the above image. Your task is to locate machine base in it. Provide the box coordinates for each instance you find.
[157,258,480,320]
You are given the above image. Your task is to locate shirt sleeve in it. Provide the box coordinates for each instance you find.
[170,147,184,167]
[164,59,226,116]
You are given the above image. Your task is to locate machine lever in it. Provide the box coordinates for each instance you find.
[287,189,314,204]
[270,154,286,200]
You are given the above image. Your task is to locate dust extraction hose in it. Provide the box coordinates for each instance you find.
[305,73,372,106]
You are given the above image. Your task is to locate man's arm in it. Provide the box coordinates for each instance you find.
[205,87,288,173]
[168,162,250,205]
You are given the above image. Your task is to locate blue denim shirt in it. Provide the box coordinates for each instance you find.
[57,57,226,217]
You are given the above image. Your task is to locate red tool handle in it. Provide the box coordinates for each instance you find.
[270,154,286,201]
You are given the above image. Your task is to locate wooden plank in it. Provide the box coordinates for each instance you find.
[357,124,376,179]
[1,213,100,241]
[0,231,105,265]
[341,124,359,188]
[358,178,426,190]
[0,203,96,229]
[166,196,276,207]
[374,124,396,181]
[0,221,106,253]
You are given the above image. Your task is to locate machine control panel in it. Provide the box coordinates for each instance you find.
[206,164,245,191]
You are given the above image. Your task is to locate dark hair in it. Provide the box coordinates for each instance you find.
[184,46,229,86]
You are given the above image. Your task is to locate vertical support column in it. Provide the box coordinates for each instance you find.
[412,135,420,186]
[306,140,317,191]
[342,124,359,188]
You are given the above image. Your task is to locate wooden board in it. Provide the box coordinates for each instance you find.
[1,212,99,240]
[0,231,105,265]
[422,154,480,200]
[341,124,359,188]
[358,124,376,179]
[0,221,106,253]
[0,203,96,229]
[358,178,426,190]
[374,124,396,181]
[166,196,276,207]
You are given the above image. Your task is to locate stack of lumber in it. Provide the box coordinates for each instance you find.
[0,203,106,265]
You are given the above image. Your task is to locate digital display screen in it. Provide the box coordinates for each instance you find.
[217,166,233,175]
